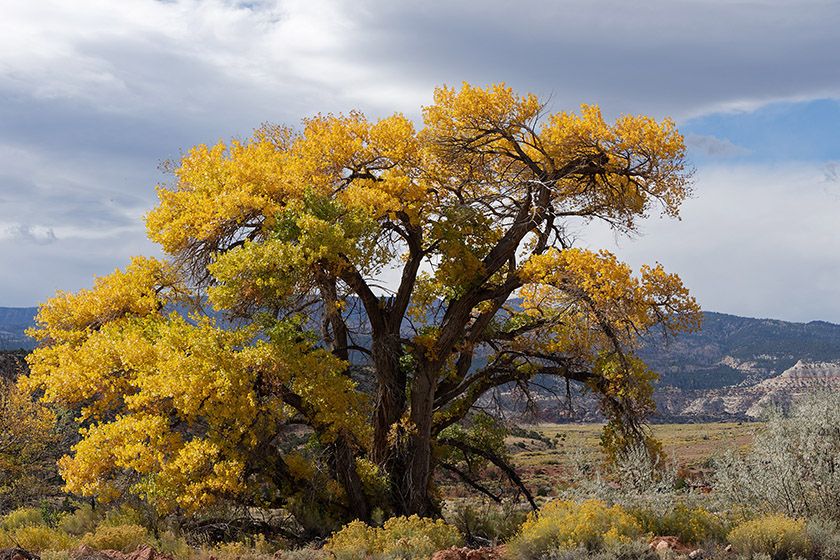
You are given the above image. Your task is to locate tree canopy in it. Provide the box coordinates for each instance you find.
[24,83,700,530]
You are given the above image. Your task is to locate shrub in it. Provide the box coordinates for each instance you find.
[82,523,150,552]
[728,513,810,560]
[326,519,376,560]
[2,506,45,529]
[153,529,196,560]
[39,552,74,560]
[101,503,145,527]
[630,502,729,545]
[376,515,462,558]
[714,391,840,521]
[59,504,100,536]
[805,519,840,560]
[560,445,681,514]
[5,525,77,552]
[447,501,528,545]
[207,534,275,560]
[508,499,642,560]
[326,515,462,560]
[545,539,658,560]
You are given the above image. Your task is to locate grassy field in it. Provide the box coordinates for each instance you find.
[505,422,758,495]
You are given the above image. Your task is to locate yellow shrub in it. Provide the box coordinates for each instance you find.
[325,519,376,560]
[82,524,150,552]
[509,499,642,560]
[728,514,810,560]
[631,503,729,544]
[207,534,274,560]
[2,506,45,529]
[8,525,77,552]
[376,515,462,559]
[326,515,461,560]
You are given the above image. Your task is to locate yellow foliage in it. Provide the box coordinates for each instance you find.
[0,380,63,511]
[728,514,811,560]
[326,515,462,560]
[631,503,730,545]
[81,524,150,552]
[509,499,642,559]
[1,524,77,552]
[25,82,698,521]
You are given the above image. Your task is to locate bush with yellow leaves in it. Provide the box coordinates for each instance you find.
[630,502,730,545]
[81,524,150,552]
[508,499,643,560]
[326,515,462,560]
[0,506,77,552]
[727,513,810,560]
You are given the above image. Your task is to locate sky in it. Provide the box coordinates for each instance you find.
[1,0,839,324]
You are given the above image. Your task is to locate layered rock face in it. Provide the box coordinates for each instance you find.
[653,360,840,420]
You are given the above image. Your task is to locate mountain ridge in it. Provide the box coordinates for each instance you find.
[4,306,840,420]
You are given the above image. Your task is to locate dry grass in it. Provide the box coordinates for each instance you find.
[504,422,757,494]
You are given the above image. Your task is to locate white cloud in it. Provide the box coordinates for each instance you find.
[583,161,840,323]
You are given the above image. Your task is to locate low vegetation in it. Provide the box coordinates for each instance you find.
[4,389,840,559]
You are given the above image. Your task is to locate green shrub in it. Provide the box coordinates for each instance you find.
[728,513,810,560]
[508,499,642,560]
[101,504,145,527]
[39,551,74,560]
[630,502,729,545]
[326,515,462,560]
[59,504,100,536]
[545,539,658,560]
[153,529,196,560]
[82,523,150,552]
[447,501,528,545]
[2,506,45,529]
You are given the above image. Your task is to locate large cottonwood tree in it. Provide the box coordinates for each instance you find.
[24,83,700,527]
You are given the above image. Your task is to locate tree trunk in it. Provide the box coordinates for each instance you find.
[371,332,407,467]
[331,434,371,523]
[404,363,436,516]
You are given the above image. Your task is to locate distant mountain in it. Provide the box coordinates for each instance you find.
[639,312,840,390]
[638,312,840,421]
[0,307,37,350]
[4,306,840,421]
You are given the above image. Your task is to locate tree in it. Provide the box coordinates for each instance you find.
[23,83,700,528]
[0,378,64,512]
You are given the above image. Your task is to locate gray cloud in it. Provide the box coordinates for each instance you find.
[685,134,752,158]
[3,224,57,245]
[825,162,839,183]
[0,0,839,322]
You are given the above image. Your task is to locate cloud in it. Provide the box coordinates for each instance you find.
[825,162,839,183]
[583,161,840,323]
[0,0,838,323]
[685,134,751,158]
[3,224,57,245]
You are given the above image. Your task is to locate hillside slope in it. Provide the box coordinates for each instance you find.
[0,307,37,350]
[4,307,840,421]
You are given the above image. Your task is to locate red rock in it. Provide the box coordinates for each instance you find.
[649,536,693,554]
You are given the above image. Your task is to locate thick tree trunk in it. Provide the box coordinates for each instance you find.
[404,364,436,516]
[371,332,407,467]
